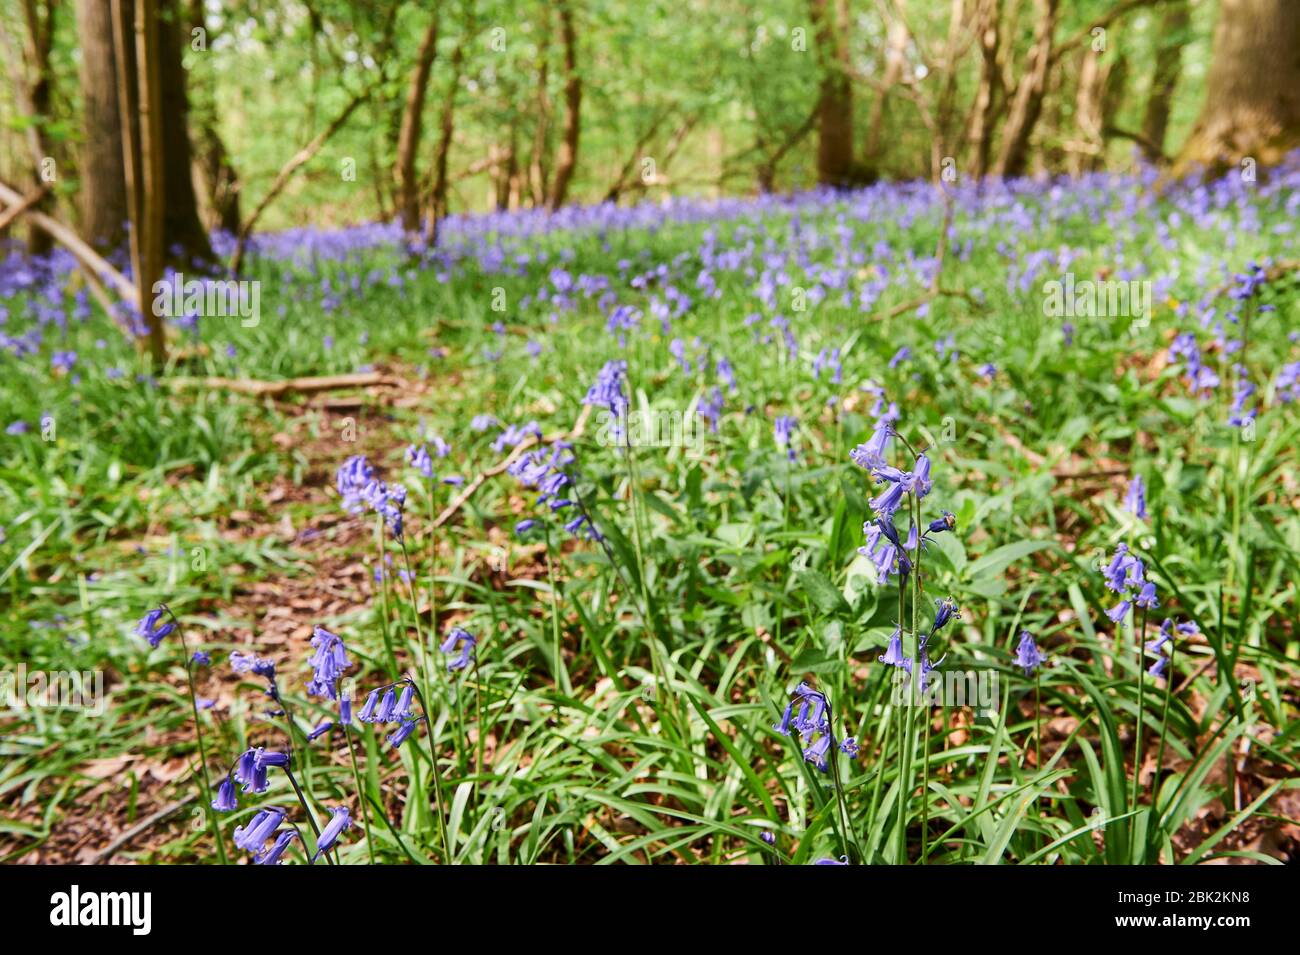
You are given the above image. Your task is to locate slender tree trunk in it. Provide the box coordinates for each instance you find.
[1071,47,1106,175]
[548,0,581,211]
[528,7,552,207]
[424,36,466,245]
[395,14,439,236]
[0,2,60,255]
[992,0,1057,178]
[967,0,1002,180]
[808,0,854,186]
[190,118,241,234]
[185,0,240,234]
[75,0,129,248]
[1139,0,1188,161]
[111,0,167,363]
[1176,0,1300,175]
[156,0,213,265]
[863,2,910,178]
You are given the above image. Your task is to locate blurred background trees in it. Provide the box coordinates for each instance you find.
[1,0,1296,249]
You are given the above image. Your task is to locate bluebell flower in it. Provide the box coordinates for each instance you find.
[307,721,333,741]
[927,510,956,534]
[388,717,424,749]
[878,628,907,666]
[908,454,933,499]
[802,734,832,771]
[234,807,286,853]
[373,687,397,723]
[254,829,298,865]
[931,597,960,634]
[134,607,176,648]
[312,807,353,859]
[813,856,849,865]
[773,699,795,734]
[1103,544,1141,593]
[1124,475,1148,519]
[1014,631,1046,676]
[850,422,892,471]
[253,748,290,771]
[869,480,907,518]
[406,443,434,479]
[1106,599,1132,623]
[356,689,380,722]
[839,737,859,757]
[211,776,238,812]
[1148,655,1169,680]
[584,360,630,440]
[1147,617,1175,654]
[1135,581,1159,609]
[339,694,353,726]
[859,518,911,585]
[191,650,211,666]
[233,748,258,790]
[773,414,798,460]
[230,650,276,681]
[441,627,477,671]
[716,356,736,391]
[336,455,375,513]
[307,626,350,699]
[394,683,415,721]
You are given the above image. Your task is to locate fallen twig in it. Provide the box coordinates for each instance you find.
[86,794,197,863]
[165,372,408,397]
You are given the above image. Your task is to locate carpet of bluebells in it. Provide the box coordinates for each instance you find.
[2,157,1299,864]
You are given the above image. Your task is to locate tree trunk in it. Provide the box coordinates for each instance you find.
[548,0,581,211]
[190,118,241,234]
[992,0,1057,178]
[156,0,213,266]
[1139,0,1188,162]
[863,2,910,178]
[111,0,167,363]
[1176,0,1300,175]
[185,0,240,235]
[809,0,854,186]
[1071,47,1106,175]
[75,0,130,248]
[424,36,466,245]
[0,2,60,255]
[967,0,1001,180]
[395,14,439,236]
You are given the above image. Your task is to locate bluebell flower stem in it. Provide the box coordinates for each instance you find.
[375,516,397,676]
[170,612,226,866]
[1133,605,1148,810]
[410,682,452,863]
[910,492,926,865]
[1035,670,1042,769]
[344,727,376,864]
[624,443,680,743]
[866,693,893,863]
[1151,640,1176,857]
[284,766,333,864]
[398,540,438,785]
[543,524,569,693]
